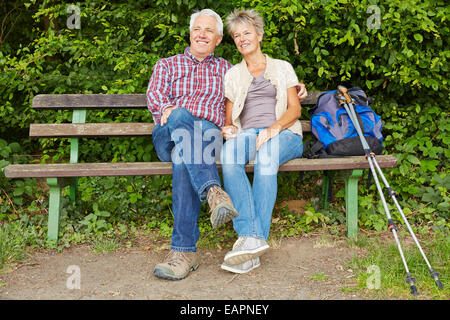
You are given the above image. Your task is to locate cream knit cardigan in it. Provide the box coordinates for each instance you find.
[224,54,303,136]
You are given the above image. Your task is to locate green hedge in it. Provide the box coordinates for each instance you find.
[0,0,448,229]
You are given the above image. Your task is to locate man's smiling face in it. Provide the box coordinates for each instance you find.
[189,15,222,61]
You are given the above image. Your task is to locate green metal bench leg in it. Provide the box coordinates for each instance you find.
[344,169,363,238]
[69,109,86,204]
[47,178,62,242]
[321,171,330,209]
[69,177,78,203]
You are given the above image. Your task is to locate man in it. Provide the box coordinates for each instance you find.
[146,9,238,280]
[146,9,308,280]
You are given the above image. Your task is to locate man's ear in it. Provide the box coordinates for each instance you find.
[216,35,223,46]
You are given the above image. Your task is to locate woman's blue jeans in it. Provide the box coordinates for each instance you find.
[220,128,303,240]
[152,108,222,252]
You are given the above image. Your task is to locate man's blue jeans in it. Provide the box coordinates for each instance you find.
[152,108,222,252]
[220,128,303,241]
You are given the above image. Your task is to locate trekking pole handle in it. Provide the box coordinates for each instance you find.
[337,85,353,104]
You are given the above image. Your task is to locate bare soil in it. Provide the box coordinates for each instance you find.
[0,231,375,300]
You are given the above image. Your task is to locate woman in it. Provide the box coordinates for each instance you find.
[220,9,304,274]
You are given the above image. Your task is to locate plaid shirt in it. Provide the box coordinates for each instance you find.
[146,47,232,128]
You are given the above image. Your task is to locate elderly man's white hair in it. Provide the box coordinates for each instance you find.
[190,9,223,35]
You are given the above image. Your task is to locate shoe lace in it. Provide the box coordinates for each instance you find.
[165,251,189,267]
[207,186,227,210]
[233,237,247,250]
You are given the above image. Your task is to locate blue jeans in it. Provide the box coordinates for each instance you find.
[220,128,303,240]
[152,108,222,252]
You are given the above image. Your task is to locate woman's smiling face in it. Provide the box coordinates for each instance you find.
[231,22,263,56]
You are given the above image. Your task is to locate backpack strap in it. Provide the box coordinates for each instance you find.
[303,139,326,159]
[303,138,341,159]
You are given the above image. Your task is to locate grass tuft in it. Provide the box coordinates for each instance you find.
[348,230,449,299]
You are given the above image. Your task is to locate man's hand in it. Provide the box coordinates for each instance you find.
[222,125,238,140]
[296,83,308,102]
[160,106,177,126]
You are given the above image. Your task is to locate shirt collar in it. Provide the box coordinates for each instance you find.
[184,47,215,63]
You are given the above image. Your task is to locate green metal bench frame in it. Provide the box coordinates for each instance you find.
[3,93,397,242]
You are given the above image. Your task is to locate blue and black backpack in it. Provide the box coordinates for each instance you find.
[304,87,383,158]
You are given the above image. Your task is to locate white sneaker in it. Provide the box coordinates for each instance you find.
[221,257,260,274]
[224,237,270,266]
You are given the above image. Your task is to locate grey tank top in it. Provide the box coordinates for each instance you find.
[240,69,277,130]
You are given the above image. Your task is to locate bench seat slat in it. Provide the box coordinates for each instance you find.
[32,93,323,110]
[29,121,312,137]
[3,155,397,178]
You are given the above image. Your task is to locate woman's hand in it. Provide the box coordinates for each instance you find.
[255,86,301,151]
[256,126,280,151]
[222,125,238,140]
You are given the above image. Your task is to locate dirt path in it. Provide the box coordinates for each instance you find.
[0,233,370,300]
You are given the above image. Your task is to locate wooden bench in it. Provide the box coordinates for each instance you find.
[3,93,397,242]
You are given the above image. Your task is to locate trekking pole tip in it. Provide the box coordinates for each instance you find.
[430,271,444,290]
[410,285,419,296]
[406,274,418,296]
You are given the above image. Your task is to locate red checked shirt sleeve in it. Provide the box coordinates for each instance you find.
[146,59,174,125]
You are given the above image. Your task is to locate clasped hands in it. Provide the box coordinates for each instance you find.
[222,125,280,151]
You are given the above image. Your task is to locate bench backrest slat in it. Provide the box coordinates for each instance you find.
[32,94,147,110]
[32,92,323,110]
[29,120,312,137]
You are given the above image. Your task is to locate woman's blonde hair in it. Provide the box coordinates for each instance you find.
[225,9,264,37]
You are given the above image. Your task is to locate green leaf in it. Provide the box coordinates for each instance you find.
[415,105,421,113]
[318,67,324,77]
[406,154,420,164]
[420,159,439,172]
[96,210,111,217]
[414,34,423,42]
[437,202,449,212]
[305,216,312,224]
[13,187,24,196]
[421,187,441,203]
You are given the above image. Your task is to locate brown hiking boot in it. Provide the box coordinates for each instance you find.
[153,250,199,280]
[207,185,239,228]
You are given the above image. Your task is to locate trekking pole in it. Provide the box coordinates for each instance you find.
[336,86,422,295]
[336,86,444,291]
[369,147,444,290]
